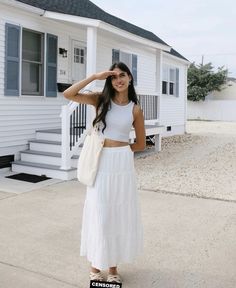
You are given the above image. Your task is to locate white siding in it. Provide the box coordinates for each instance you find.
[0,98,66,152]
[160,54,188,136]
[0,2,188,158]
[0,4,87,154]
[96,33,188,137]
[96,31,158,94]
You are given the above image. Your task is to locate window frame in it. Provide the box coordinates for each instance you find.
[112,49,138,86]
[4,23,58,98]
[162,64,179,97]
[21,28,44,96]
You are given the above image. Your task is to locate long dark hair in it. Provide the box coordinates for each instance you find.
[92,62,138,132]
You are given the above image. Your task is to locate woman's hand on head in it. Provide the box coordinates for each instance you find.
[95,70,118,80]
[63,70,118,105]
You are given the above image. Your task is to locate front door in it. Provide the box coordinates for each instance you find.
[72,40,86,83]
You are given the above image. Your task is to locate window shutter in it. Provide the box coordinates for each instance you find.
[132,54,137,86]
[175,68,179,97]
[5,23,20,96]
[112,49,120,64]
[46,34,58,97]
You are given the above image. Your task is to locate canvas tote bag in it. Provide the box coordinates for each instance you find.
[77,124,104,186]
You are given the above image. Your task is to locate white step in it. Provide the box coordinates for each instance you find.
[12,161,77,181]
[20,150,79,168]
[36,129,61,141]
[29,139,61,153]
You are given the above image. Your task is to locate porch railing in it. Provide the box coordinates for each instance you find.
[137,94,159,121]
[69,104,87,150]
[60,101,87,169]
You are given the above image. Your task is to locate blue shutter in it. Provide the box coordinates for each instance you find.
[175,68,179,97]
[5,23,20,96]
[112,49,120,64]
[132,54,137,86]
[46,34,58,97]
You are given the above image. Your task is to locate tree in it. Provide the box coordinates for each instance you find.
[187,62,228,101]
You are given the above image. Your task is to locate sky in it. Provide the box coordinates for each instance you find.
[92,0,236,77]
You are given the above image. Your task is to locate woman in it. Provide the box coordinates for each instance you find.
[63,62,145,284]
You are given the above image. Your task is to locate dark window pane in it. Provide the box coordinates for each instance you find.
[22,62,42,95]
[162,81,167,94]
[169,82,174,95]
[22,29,44,95]
[22,30,42,62]
[112,49,120,63]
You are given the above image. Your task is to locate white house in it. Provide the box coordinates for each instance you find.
[0,0,189,180]
[188,78,236,122]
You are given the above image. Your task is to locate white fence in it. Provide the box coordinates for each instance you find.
[187,100,236,122]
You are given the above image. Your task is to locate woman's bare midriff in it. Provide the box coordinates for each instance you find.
[104,138,129,147]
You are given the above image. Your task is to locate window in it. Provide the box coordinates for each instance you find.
[162,81,167,94]
[5,23,58,97]
[162,65,168,95]
[22,29,44,95]
[112,49,138,85]
[162,65,179,96]
[74,48,84,64]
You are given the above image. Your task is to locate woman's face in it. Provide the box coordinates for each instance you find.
[111,67,131,93]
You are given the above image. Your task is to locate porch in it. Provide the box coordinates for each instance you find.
[11,94,165,180]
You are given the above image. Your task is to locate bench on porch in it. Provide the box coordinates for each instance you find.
[129,123,165,152]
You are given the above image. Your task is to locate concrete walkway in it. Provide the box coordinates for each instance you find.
[0,180,235,288]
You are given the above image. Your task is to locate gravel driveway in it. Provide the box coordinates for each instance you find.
[135,120,236,202]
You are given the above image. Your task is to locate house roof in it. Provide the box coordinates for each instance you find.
[16,0,168,45]
[16,0,187,61]
[166,48,189,62]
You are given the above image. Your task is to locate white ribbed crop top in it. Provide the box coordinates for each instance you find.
[102,100,134,142]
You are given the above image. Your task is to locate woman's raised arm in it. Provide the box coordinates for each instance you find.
[63,71,118,106]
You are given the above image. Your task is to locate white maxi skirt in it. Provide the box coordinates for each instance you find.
[80,145,144,270]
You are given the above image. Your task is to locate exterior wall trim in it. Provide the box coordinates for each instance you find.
[43,11,171,52]
[43,11,101,28]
